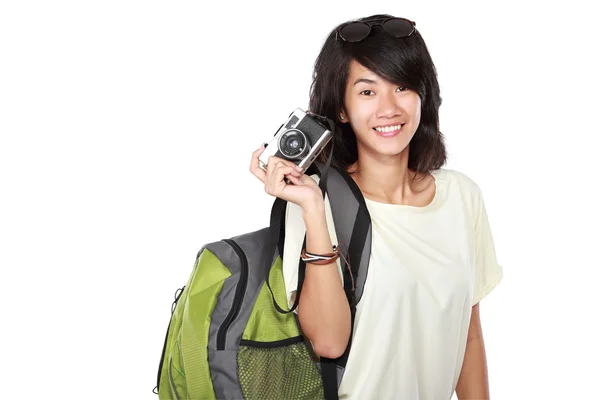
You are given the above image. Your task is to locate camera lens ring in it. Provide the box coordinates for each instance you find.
[277,129,310,160]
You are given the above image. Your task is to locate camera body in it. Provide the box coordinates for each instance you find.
[258,108,332,172]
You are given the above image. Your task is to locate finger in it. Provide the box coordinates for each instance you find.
[249,144,267,182]
[285,174,303,186]
[250,144,265,168]
[273,165,301,186]
[265,164,301,196]
[271,163,301,182]
[269,158,302,180]
[266,156,303,183]
[268,155,302,171]
[265,156,282,183]
[252,143,266,157]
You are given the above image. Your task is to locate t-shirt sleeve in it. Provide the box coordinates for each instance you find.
[472,187,504,306]
[282,191,344,313]
[282,201,306,313]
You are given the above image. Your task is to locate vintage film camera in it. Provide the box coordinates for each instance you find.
[258,108,333,173]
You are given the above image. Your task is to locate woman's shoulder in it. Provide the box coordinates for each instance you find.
[433,168,486,219]
[434,167,482,197]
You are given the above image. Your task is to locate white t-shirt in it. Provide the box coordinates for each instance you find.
[282,168,503,400]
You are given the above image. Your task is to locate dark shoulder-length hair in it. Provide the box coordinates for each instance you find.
[310,14,447,177]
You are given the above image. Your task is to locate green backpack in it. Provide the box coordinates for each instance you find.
[153,164,372,400]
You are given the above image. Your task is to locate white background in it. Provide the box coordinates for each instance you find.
[1,0,599,399]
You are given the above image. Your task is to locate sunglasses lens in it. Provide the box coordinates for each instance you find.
[382,18,414,37]
[340,22,370,42]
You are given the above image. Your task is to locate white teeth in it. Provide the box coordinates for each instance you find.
[375,124,402,133]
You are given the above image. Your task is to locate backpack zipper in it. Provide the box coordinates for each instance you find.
[217,239,248,350]
[168,357,181,400]
[154,286,186,395]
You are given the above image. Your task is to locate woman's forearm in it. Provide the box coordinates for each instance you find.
[455,334,490,399]
[296,201,351,359]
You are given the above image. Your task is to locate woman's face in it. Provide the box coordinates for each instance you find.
[342,60,421,158]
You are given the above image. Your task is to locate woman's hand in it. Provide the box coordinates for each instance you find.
[249,145,323,210]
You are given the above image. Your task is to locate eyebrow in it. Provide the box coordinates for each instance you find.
[353,78,378,86]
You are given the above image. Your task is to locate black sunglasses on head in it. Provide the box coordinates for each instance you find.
[337,17,416,43]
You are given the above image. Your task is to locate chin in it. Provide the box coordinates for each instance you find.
[356,130,413,156]
[380,148,409,157]
[373,139,410,156]
[362,145,406,158]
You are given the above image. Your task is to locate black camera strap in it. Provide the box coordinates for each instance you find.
[265,114,336,314]
[318,116,336,196]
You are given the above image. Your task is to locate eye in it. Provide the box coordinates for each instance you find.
[360,89,375,96]
[396,86,408,92]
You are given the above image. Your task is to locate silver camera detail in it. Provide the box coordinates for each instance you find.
[259,108,332,172]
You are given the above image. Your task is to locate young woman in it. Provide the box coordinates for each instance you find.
[249,14,503,400]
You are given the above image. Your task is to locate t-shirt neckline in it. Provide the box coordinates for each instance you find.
[363,169,443,213]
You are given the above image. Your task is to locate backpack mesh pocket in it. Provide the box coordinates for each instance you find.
[238,336,324,400]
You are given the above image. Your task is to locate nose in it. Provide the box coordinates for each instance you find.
[376,89,402,119]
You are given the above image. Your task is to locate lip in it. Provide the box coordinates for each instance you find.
[374,122,404,129]
[373,124,404,138]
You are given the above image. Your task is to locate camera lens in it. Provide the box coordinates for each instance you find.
[288,138,299,149]
[278,129,309,159]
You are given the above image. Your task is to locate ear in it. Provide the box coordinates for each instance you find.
[339,110,347,123]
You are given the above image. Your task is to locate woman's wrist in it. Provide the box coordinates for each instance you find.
[301,198,326,224]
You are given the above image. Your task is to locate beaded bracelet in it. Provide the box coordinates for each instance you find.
[300,245,340,265]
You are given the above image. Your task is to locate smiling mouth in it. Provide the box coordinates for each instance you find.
[373,124,404,136]
[374,124,404,132]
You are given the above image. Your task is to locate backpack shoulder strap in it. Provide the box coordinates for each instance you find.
[314,163,372,306]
